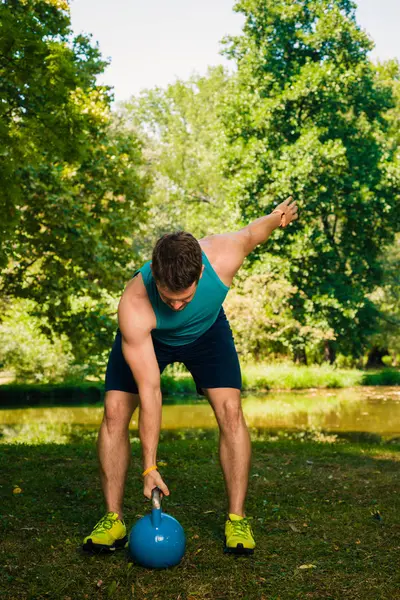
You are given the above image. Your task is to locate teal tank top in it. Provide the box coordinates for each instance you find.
[136,250,229,346]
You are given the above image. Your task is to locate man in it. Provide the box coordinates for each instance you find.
[83,196,298,555]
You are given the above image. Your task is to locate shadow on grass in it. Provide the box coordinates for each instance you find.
[361,369,400,386]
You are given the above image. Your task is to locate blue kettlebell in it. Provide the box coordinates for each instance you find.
[128,487,186,569]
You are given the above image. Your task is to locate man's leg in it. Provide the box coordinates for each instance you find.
[97,390,140,521]
[203,387,251,516]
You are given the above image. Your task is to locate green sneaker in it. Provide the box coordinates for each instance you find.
[82,512,128,553]
[224,513,255,555]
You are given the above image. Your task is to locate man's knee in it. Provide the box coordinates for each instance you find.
[205,389,244,432]
[103,391,139,431]
[221,400,245,430]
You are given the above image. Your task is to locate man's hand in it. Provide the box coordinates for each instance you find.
[143,469,170,500]
[273,196,298,227]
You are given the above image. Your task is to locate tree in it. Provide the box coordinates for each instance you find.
[364,61,400,366]
[120,67,239,262]
[221,0,400,362]
[0,0,148,368]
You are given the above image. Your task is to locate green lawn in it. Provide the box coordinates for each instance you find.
[2,430,400,599]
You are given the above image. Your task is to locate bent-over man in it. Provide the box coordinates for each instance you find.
[83,196,298,555]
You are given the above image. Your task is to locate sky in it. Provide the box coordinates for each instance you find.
[69,0,400,104]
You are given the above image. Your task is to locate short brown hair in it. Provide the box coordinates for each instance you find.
[151,231,202,292]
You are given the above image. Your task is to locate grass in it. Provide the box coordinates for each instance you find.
[241,363,364,390]
[165,363,400,394]
[1,429,400,599]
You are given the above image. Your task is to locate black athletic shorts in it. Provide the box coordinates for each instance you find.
[105,307,242,396]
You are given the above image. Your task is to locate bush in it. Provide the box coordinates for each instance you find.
[0,300,74,383]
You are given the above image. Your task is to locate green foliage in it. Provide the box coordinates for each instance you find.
[241,362,363,389]
[0,0,149,365]
[225,253,337,360]
[2,125,146,363]
[366,234,400,363]
[221,0,400,360]
[120,67,239,261]
[0,0,108,267]
[0,299,73,382]
[1,0,400,375]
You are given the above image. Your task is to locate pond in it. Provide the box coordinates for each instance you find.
[0,386,399,444]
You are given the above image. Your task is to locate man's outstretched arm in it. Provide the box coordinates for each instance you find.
[203,196,299,284]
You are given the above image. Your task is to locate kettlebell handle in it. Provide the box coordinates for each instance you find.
[151,486,162,510]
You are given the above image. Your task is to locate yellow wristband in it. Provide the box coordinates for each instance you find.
[142,465,158,477]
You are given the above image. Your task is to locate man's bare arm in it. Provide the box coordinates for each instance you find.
[203,196,298,284]
[118,292,161,471]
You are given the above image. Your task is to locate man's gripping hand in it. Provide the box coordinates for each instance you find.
[143,469,170,500]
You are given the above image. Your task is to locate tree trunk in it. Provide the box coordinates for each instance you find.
[324,340,336,364]
[293,346,307,365]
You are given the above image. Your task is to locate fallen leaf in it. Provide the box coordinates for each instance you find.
[298,564,317,569]
[355,540,361,545]
[96,580,103,588]
[13,487,22,494]
[107,580,118,596]
[195,548,202,555]
[289,523,300,533]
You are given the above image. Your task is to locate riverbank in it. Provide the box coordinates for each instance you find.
[3,432,399,599]
[160,362,400,393]
[1,364,399,407]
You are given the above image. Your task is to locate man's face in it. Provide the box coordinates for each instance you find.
[156,281,198,311]
[152,264,204,311]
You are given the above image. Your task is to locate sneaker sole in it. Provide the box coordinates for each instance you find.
[224,537,255,555]
[82,536,128,554]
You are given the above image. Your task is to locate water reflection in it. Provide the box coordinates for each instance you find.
[0,387,399,444]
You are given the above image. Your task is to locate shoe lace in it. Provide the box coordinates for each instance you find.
[92,513,117,534]
[230,517,253,538]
